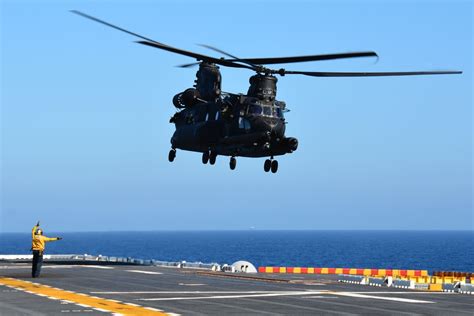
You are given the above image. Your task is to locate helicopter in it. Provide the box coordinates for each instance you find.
[72,11,462,173]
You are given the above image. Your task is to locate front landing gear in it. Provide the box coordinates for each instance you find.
[229,156,237,170]
[202,151,209,164]
[168,149,176,162]
[202,150,217,165]
[264,157,278,173]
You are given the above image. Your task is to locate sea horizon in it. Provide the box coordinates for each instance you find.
[1,228,473,234]
[1,230,472,272]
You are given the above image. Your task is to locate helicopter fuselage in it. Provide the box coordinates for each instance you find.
[169,63,298,161]
[170,94,298,158]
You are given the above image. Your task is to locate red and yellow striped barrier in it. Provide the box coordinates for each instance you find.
[258,267,428,277]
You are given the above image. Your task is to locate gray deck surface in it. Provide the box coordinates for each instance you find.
[1,263,472,315]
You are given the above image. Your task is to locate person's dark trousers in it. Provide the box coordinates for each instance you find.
[32,250,43,278]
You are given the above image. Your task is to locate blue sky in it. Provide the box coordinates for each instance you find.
[1,0,472,232]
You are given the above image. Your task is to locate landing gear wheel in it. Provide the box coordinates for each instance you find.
[209,151,217,165]
[168,149,176,162]
[202,151,209,164]
[229,157,237,170]
[271,160,278,173]
[264,159,271,172]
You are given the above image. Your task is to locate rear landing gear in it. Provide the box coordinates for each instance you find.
[264,157,278,173]
[168,149,176,162]
[209,151,217,165]
[229,157,237,170]
[203,150,217,165]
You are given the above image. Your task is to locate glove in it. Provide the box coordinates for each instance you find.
[57,237,63,240]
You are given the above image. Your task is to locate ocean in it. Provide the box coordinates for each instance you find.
[0,231,472,272]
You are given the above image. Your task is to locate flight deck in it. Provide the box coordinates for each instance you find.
[1,261,473,315]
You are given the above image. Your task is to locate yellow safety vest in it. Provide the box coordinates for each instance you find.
[31,226,59,252]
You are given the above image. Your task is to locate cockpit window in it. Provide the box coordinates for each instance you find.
[249,104,262,115]
[274,107,283,118]
[263,106,272,116]
[248,103,284,119]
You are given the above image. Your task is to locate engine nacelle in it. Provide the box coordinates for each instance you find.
[172,88,201,108]
[284,137,298,153]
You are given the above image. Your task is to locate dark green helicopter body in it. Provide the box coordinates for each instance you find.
[169,63,297,171]
[72,11,462,173]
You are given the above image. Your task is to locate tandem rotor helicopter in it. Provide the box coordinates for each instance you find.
[73,11,462,173]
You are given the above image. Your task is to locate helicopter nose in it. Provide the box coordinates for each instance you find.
[263,117,285,139]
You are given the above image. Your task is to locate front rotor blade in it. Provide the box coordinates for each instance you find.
[282,70,463,77]
[137,41,254,69]
[227,52,378,65]
[198,44,259,69]
[71,10,253,70]
[199,44,243,62]
[71,10,157,43]
[177,62,201,68]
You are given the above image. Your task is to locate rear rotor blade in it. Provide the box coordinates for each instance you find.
[281,70,463,77]
[229,52,379,65]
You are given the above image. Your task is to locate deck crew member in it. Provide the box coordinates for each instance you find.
[31,221,62,278]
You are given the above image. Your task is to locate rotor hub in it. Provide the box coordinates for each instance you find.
[247,74,278,102]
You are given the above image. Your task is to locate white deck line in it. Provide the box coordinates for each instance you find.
[78,265,115,269]
[137,291,326,301]
[92,290,316,294]
[76,303,91,308]
[134,290,437,304]
[125,270,162,275]
[93,308,109,313]
[349,291,448,294]
[330,292,435,304]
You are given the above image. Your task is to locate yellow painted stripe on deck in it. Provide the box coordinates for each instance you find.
[392,269,400,277]
[0,277,167,315]
[335,268,343,274]
[321,268,328,274]
[429,283,442,291]
[279,267,286,273]
[265,267,273,273]
[349,268,357,275]
[307,267,314,274]
[421,270,428,276]
[363,269,371,276]
[293,267,301,274]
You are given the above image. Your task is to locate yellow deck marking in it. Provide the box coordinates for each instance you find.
[0,277,167,315]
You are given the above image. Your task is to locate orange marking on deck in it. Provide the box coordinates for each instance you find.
[0,277,167,315]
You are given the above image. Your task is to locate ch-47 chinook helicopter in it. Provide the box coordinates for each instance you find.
[73,11,462,173]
